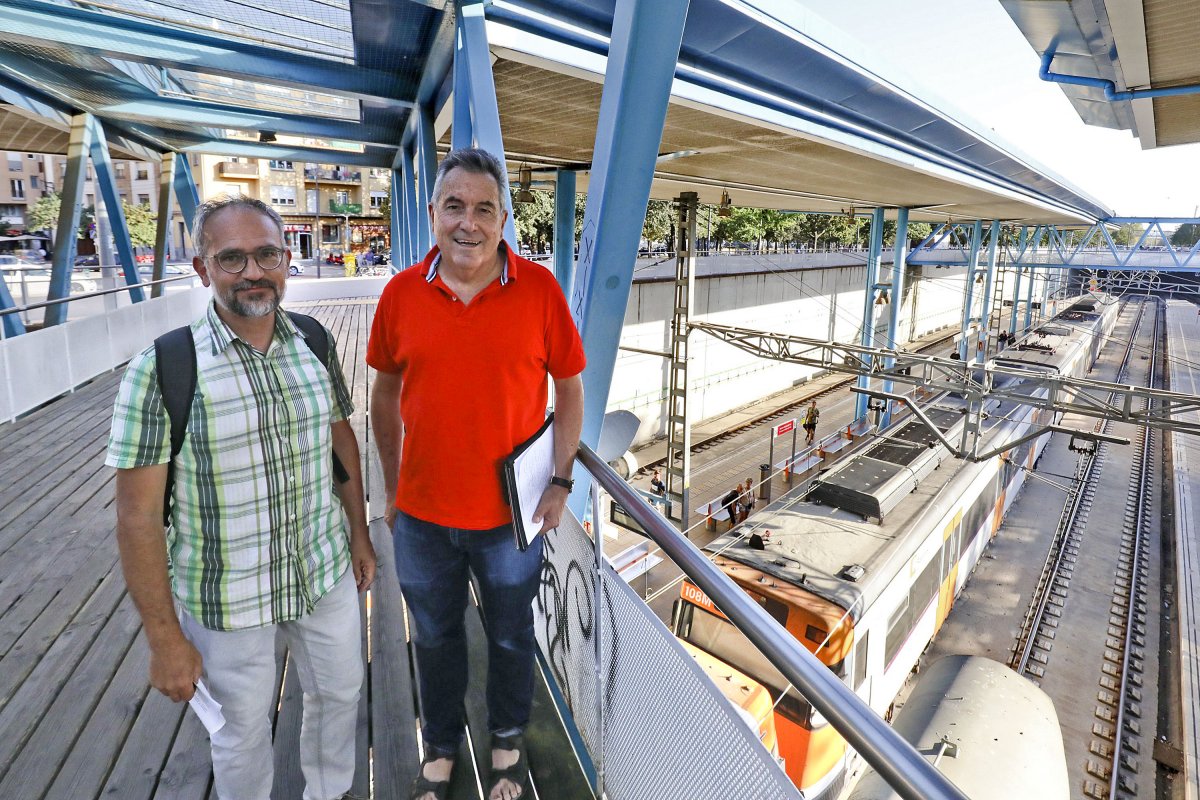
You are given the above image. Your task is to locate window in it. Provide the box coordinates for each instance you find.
[269,160,294,171]
[370,191,389,209]
[335,190,350,205]
[86,193,94,207]
[137,194,151,206]
[270,185,297,206]
[136,165,149,180]
[10,179,24,199]
[8,155,22,172]
[115,163,127,177]
[29,176,38,190]
[321,223,340,244]
[119,193,128,203]
[852,630,869,690]
[306,189,318,213]
[884,595,911,667]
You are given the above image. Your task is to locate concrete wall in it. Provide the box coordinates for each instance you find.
[610,263,967,446]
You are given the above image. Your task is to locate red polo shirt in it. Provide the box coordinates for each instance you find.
[366,245,586,529]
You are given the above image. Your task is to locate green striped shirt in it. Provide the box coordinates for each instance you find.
[106,301,355,630]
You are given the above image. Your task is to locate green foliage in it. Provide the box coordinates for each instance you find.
[122,201,158,247]
[1170,223,1200,248]
[27,192,95,234]
[793,213,857,249]
[642,200,673,247]
[510,188,555,253]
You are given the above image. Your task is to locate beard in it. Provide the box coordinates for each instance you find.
[213,278,284,318]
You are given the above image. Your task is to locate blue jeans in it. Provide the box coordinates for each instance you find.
[392,510,544,755]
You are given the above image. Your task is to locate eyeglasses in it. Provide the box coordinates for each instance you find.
[209,246,285,274]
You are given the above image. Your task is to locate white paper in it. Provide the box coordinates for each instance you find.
[511,422,556,546]
[189,679,226,734]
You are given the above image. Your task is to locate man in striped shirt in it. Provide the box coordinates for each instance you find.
[107,196,375,800]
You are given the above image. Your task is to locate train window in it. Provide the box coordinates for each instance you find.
[747,590,789,627]
[805,624,828,644]
[914,554,939,609]
[884,595,911,666]
[852,631,869,690]
[773,688,813,727]
[684,603,792,696]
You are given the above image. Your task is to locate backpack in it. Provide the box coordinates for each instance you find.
[154,311,350,526]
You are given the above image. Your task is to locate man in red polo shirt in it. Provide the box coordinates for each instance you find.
[367,148,585,800]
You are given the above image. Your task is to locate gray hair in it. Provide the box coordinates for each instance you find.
[430,148,509,209]
[193,195,285,258]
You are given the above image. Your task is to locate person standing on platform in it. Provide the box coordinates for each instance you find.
[722,484,742,530]
[367,148,586,800]
[802,400,821,446]
[650,468,668,511]
[740,477,756,522]
[107,196,375,800]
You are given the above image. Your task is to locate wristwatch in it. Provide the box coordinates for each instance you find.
[550,475,574,492]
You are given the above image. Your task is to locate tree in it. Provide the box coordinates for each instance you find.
[509,188,555,253]
[122,201,158,247]
[642,200,673,250]
[1170,223,1200,248]
[28,192,94,235]
[1110,223,1143,247]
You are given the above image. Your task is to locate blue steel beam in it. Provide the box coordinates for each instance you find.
[554,170,577,294]
[401,147,420,264]
[45,113,95,327]
[451,14,473,152]
[181,141,394,169]
[456,0,518,245]
[978,220,1000,355]
[0,0,418,103]
[99,98,404,147]
[173,153,200,242]
[571,0,691,509]
[0,275,26,337]
[957,221,983,361]
[152,152,177,298]
[879,207,908,428]
[88,118,145,303]
[855,207,885,421]
[1008,227,1026,337]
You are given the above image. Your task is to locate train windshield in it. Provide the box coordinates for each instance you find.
[679,603,817,725]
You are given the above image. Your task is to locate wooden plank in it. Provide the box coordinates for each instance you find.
[0,567,125,778]
[0,593,141,798]
[270,653,305,799]
[152,712,215,800]
[100,690,188,800]
[368,518,420,800]
[46,634,154,799]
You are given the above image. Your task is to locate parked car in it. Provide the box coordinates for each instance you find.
[1,265,98,306]
[73,254,99,267]
[288,262,304,276]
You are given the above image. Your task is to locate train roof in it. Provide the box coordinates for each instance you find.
[995,293,1118,373]
[846,656,1069,800]
[705,407,982,618]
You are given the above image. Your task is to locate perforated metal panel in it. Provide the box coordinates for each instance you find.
[535,512,800,800]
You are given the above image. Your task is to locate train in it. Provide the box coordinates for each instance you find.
[846,655,1069,800]
[672,294,1119,799]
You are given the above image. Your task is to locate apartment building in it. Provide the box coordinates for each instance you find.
[0,152,55,232]
[190,154,392,259]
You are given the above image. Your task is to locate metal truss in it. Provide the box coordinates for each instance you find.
[909,218,1200,272]
[690,321,1200,459]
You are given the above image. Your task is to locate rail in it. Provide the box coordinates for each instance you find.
[0,272,196,320]
[576,443,971,800]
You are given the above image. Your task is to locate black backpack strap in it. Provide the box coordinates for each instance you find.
[287,311,351,485]
[154,325,198,527]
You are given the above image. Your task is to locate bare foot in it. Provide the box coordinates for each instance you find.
[489,746,523,800]
[413,756,453,800]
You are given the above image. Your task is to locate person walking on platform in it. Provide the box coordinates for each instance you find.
[802,400,821,446]
[650,467,668,511]
[368,148,586,800]
[107,195,376,800]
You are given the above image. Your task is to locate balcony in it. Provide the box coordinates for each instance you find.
[329,200,363,214]
[304,167,361,183]
[216,161,260,178]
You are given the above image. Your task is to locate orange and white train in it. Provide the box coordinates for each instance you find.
[673,295,1119,799]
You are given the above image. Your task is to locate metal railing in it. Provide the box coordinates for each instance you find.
[0,272,196,327]
[576,442,971,800]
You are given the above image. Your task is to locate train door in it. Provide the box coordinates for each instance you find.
[936,512,963,627]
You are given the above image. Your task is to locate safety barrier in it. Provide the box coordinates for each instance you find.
[572,443,971,800]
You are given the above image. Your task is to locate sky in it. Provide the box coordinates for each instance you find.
[792,0,1200,218]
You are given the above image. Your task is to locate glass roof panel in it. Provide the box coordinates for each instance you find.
[162,69,361,121]
[75,0,356,62]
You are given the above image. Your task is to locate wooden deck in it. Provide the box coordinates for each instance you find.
[0,298,590,800]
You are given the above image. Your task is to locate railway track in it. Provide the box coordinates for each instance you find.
[1008,298,1162,800]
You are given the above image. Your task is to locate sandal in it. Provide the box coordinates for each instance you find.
[409,751,455,800]
[487,732,529,800]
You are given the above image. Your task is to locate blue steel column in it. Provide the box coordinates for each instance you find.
[45,113,95,327]
[173,153,199,237]
[1008,226,1026,337]
[956,220,983,361]
[570,0,691,510]
[1023,226,1040,331]
[88,118,144,302]
[451,14,472,152]
[415,105,437,256]
[553,169,577,293]
[456,0,517,245]
[854,207,885,421]
[390,168,407,269]
[401,148,421,261]
[978,220,1000,358]
[879,207,908,428]
[152,151,177,298]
